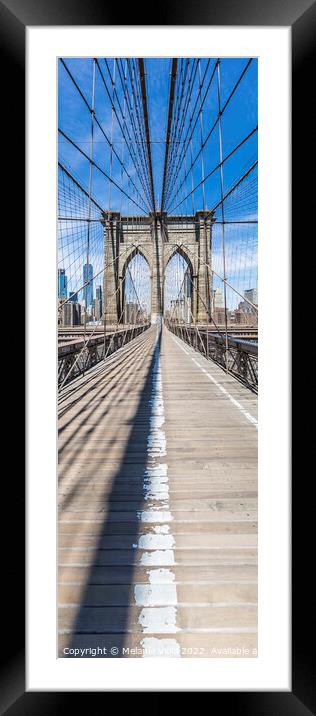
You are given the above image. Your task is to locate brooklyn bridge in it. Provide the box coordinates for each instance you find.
[58,56,258,658]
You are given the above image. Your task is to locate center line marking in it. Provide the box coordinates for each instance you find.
[138,328,181,656]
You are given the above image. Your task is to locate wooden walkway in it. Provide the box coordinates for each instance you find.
[58,325,257,658]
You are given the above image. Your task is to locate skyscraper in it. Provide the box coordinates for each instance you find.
[58,268,67,299]
[212,287,224,310]
[183,268,192,298]
[61,302,81,326]
[95,285,102,320]
[244,288,258,307]
[69,291,78,303]
[83,263,93,307]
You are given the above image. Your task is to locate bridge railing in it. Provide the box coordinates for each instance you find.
[166,321,258,393]
[58,323,150,389]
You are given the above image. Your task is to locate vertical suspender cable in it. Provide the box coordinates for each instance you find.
[84,58,96,374]
[216,59,229,373]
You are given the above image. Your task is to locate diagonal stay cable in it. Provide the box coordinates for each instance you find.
[168,125,258,214]
[104,58,153,209]
[58,128,149,215]
[165,58,253,212]
[137,58,156,213]
[164,58,207,207]
[59,58,150,213]
[164,58,217,208]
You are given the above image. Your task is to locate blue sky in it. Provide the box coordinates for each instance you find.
[58,57,257,214]
[58,57,258,310]
[145,58,257,213]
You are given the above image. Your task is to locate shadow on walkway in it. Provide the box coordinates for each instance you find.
[61,328,161,657]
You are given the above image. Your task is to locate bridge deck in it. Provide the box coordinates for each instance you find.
[58,325,258,658]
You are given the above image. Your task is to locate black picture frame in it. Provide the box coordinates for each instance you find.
[1,0,313,709]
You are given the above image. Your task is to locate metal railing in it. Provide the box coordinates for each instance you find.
[166,321,258,393]
[58,323,150,388]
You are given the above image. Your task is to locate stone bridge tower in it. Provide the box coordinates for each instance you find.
[102,210,214,325]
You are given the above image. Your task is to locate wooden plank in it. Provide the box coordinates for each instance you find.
[58,564,258,585]
[59,605,257,633]
[58,325,258,657]
[59,583,257,606]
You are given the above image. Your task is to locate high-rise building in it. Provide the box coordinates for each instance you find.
[212,287,224,310]
[232,301,257,326]
[124,302,138,324]
[124,302,147,324]
[58,268,67,299]
[83,263,94,307]
[212,306,226,325]
[57,299,64,325]
[69,291,78,303]
[169,298,189,323]
[61,301,81,326]
[232,308,248,325]
[95,285,103,321]
[183,268,192,298]
[238,289,258,316]
[244,288,258,309]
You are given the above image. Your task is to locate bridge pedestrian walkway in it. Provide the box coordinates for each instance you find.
[58,324,258,658]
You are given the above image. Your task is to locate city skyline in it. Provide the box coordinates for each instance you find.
[58,260,257,315]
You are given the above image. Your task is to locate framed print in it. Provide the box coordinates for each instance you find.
[0,0,313,707]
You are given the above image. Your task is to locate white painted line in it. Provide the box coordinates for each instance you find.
[139,549,175,566]
[59,518,255,525]
[147,568,176,584]
[134,584,177,607]
[138,533,175,550]
[59,601,257,609]
[138,510,174,523]
[171,335,258,428]
[58,580,258,586]
[138,606,179,633]
[152,525,170,534]
[59,561,257,567]
[137,328,180,651]
[143,491,169,501]
[59,543,257,552]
